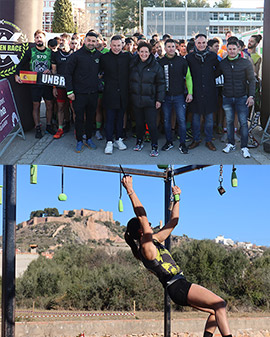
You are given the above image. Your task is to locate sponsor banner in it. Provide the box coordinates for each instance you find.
[0,19,29,78]
[38,73,65,87]
[0,78,20,143]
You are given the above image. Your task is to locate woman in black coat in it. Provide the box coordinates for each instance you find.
[129,41,165,157]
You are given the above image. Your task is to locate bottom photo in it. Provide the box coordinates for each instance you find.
[0,164,269,337]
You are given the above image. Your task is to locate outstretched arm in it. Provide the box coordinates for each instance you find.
[153,186,181,243]
[122,175,157,260]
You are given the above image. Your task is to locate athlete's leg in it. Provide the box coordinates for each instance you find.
[45,99,53,125]
[187,284,231,336]
[32,102,41,126]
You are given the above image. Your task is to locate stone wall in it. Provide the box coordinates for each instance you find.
[15,316,270,337]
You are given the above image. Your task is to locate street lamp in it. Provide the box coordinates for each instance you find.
[163,0,165,36]
[139,0,142,32]
[206,26,209,39]
[185,0,188,40]
[152,12,162,35]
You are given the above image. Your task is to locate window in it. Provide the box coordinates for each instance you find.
[165,12,173,20]
[256,13,261,20]
[210,26,218,34]
[175,12,185,20]
[219,13,224,20]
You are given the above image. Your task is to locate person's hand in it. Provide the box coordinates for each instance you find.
[43,69,51,74]
[15,74,22,84]
[53,87,58,98]
[67,93,75,101]
[186,94,193,103]
[156,101,161,109]
[122,175,134,195]
[172,186,181,196]
[246,96,254,107]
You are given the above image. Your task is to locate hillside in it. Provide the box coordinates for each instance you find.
[2,207,266,260]
[15,208,127,253]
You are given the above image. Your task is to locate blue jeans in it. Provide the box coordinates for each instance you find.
[223,96,248,148]
[163,95,186,144]
[192,112,213,143]
[105,108,124,142]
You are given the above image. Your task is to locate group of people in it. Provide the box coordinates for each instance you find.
[15,28,262,158]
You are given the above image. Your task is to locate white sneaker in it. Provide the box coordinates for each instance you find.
[95,130,103,140]
[105,141,113,154]
[223,143,236,153]
[241,147,251,158]
[114,138,127,150]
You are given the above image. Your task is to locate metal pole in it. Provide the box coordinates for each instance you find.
[163,0,165,36]
[185,0,188,40]
[2,165,16,337]
[139,0,142,32]
[164,169,172,337]
[261,0,270,128]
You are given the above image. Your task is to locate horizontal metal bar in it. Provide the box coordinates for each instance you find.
[173,165,211,176]
[58,165,212,179]
[61,165,166,178]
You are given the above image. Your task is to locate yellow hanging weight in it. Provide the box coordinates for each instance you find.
[30,165,37,184]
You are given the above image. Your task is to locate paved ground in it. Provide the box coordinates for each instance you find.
[1,103,270,165]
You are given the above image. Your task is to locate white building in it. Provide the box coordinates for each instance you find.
[143,7,264,39]
[215,235,234,246]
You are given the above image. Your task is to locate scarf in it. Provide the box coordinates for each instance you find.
[194,46,210,63]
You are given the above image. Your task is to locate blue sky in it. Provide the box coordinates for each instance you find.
[0,165,269,247]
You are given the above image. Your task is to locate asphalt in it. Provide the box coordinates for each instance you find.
[1,103,270,165]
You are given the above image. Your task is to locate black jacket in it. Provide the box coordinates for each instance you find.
[129,54,165,108]
[186,50,219,115]
[158,54,188,96]
[100,50,131,109]
[65,46,101,94]
[217,56,256,98]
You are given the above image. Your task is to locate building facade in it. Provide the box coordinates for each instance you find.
[143,7,264,39]
[85,0,114,36]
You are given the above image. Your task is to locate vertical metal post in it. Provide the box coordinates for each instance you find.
[185,0,188,41]
[163,0,165,36]
[164,169,172,337]
[139,0,142,32]
[261,0,270,127]
[2,165,16,337]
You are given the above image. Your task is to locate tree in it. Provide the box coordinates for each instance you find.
[52,0,75,33]
[43,208,59,217]
[185,0,210,7]
[67,210,75,217]
[30,210,44,219]
[214,0,232,7]
[113,0,184,33]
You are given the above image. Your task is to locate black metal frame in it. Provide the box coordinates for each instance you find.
[1,164,210,337]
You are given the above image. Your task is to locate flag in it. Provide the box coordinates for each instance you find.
[19,71,37,84]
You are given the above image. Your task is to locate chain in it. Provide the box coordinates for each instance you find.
[219,164,223,184]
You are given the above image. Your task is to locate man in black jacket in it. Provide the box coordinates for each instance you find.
[158,39,193,154]
[218,40,255,158]
[66,31,101,153]
[100,35,131,155]
[186,34,219,151]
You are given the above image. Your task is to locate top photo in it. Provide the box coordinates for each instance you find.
[0,0,269,165]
